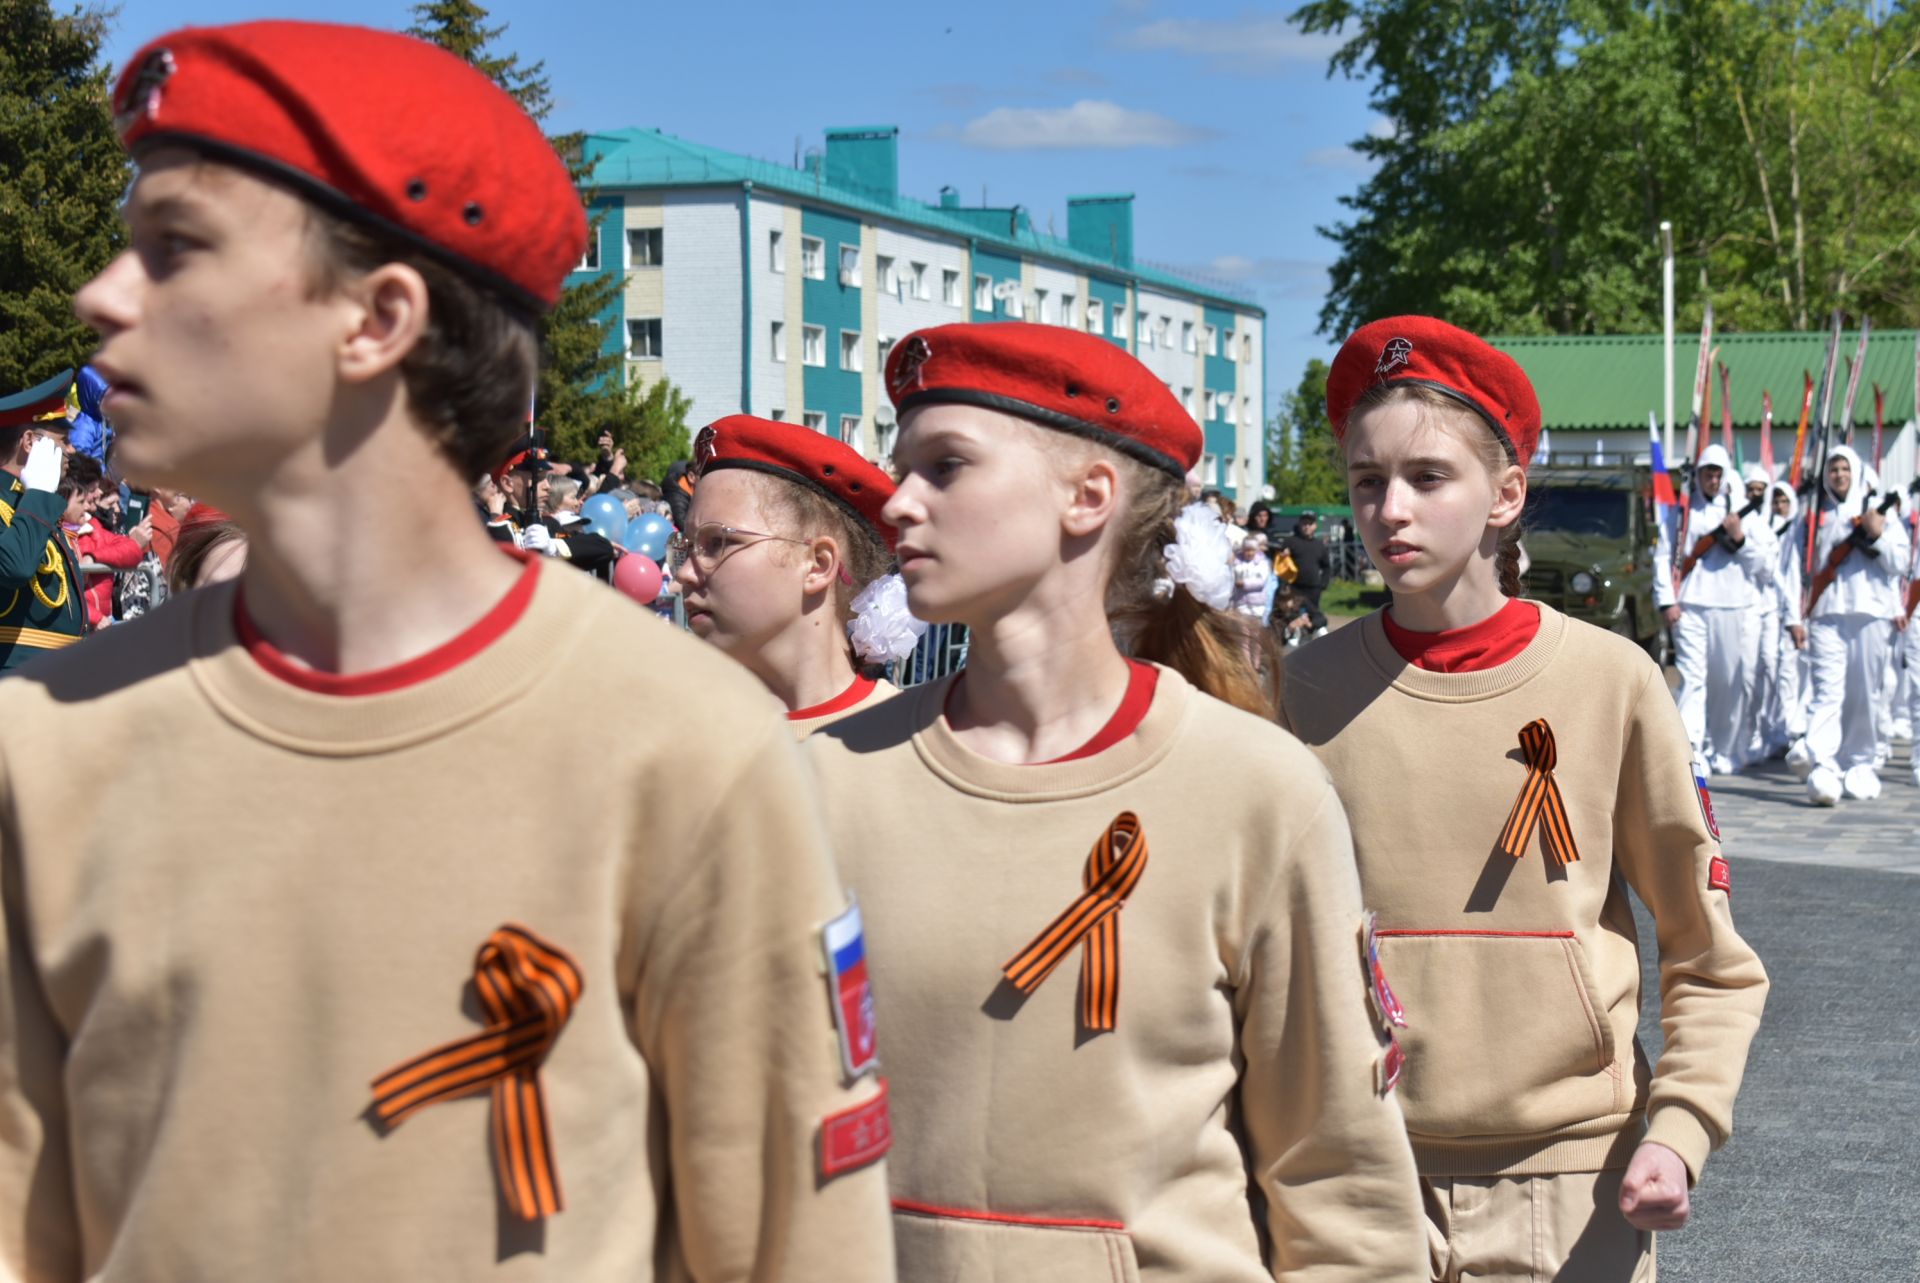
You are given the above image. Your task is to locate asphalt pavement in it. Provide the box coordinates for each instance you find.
[1632,741,1919,1281]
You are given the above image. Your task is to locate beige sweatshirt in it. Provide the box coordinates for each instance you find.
[788,674,899,739]
[0,563,894,1281]
[1279,604,1768,1181]
[807,666,1426,1282]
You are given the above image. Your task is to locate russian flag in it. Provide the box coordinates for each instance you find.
[1649,412,1677,508]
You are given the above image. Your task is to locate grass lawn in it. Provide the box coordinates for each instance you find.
[1319,580,1387,617]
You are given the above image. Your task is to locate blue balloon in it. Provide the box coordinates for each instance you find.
[582,493,626,531]
[623,512,671,561]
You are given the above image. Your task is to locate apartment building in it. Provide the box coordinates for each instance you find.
[572,125,1268,498]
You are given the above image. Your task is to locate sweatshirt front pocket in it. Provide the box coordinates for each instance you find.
[1377,930,1621,1139]
[893,1198,1140,1283]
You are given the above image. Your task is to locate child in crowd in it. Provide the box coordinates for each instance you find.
[807,322,1425,1281]
[1280,316,1769,1283]
[671,415,918,734]
[1229,533,1271,618]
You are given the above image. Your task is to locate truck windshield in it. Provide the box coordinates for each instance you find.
[1525,488,1629,538]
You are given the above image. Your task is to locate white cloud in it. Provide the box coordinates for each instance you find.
[1303,145,1374,173]
[957,100,1215,150]
[1117,13,1344,70]
[1367,115,1398,140]
[1168,255,1330,302]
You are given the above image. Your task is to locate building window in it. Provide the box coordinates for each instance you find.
[769,230,785,273]
[1242,334,1254,363]
[1136,314,1152,347]
[1156,316,1171,349]
[770,321,786,362]
[839,244,861,287]
[1202,452,1217,484]
[1241,395,1254,426]
[943,268,962,307]
[770,408,785,421]
[974,274,992,311]
[878,334,896,368]
[1061,293,1077,329]
[801,236,825,280]
[1224,328,1236,354]
[626,318,662,359]
[802,324,826,367]
[1223,455,1236,484]
[909,261,928,300]
[877,255,898,297]
[839,415,861,444]
[1005,288,1024,319]
[625,227,662,268]
[840,330,862,372]
[803,411,826,432]
[1087,300,1104,334]
[1181,386,1195,417]
[1182,321,1196,353]
[1113,307,1128,337]
[1034,287,1050,325]
[1204,325,1217,356]
[576,236,600,272]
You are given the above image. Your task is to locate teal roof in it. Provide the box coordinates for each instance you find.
[580,128,1263,314]
[1489,329,1918,433]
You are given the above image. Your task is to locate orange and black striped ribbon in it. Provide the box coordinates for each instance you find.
[370,924,584,1220]
[1002,812,1149,1032]
[1496,719,1580,865]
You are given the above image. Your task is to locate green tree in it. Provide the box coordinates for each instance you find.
[1296,0,1920,337]
[1265,359,1345,507]
[406,1,683,477]
[0,0,130,391]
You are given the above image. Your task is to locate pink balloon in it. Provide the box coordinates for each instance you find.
[613,553,662,603]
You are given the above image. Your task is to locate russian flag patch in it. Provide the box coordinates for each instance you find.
[1694,768,1721,840]
[822,901,878,1081]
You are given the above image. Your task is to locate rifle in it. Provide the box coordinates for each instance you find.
[1786,371,1813,490]
[1800,314,1845,617]
[1805,489,1902,615]
[1676,493,1763,583]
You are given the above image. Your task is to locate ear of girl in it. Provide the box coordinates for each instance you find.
[805,320,1429,1280]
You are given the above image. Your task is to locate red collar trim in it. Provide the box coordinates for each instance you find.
[789,672,878,721]
[1382,597,1540,673]
[233,551,540,697]
[1043,660,1160,763]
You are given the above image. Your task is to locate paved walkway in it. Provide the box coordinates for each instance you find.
[1632,739,1919,1280]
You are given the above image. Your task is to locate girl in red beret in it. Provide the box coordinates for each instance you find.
[1279,316,1769,1283]
[673,415,919,735]
[804,321,1426,1280]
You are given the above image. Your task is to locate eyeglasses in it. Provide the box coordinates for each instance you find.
[667,522,808,575]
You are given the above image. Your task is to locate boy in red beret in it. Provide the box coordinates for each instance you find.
[0,20,892,1280]
[673,415,915,735]
[1281,316,1768,1282]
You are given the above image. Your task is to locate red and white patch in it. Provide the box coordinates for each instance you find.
[1377,1035,1405,1096]
[821,901,878,1081]
[819,1080,891,1180]
[1708,855,1732,894]
[1361,912,1407,1029]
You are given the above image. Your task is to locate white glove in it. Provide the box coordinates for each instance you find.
[517,523,553,554]
[20,437,63,493]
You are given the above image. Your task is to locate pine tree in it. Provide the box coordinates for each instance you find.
[0,0,130,391]
[406,0,687,479]
[1265,359,1345,507]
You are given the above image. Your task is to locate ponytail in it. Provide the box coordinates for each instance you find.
[1105,462,1278,719]
[1496,522,1525,597]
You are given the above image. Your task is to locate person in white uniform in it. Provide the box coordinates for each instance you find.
[1782,445,1911,804]
[1760,479,1807,757]
[1656,444,1774,774]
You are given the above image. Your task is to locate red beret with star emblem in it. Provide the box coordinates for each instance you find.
[884,322,1201,478]
[695,416,899,551]
[111,21,585,313]
[1326,316,1543,467]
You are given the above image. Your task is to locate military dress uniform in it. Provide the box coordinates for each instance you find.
[0,369,88,670]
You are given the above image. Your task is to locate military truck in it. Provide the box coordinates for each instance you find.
[1521,464,1668,664]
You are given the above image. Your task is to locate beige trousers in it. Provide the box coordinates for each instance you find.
[1423,1170,1656,1283]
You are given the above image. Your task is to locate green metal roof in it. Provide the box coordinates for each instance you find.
[579,128,1263,314]
[1489,330,1918,433]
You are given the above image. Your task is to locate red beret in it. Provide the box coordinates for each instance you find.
[112,21,585,312]
[1326,316,1542,467]
[694,416,898,551]
[884,322,1200,478]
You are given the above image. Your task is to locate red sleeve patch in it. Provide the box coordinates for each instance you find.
[820,1079,891,1181]
[1708,855,1732,894]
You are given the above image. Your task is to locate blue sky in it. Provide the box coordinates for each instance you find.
[104,1,1381,417]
